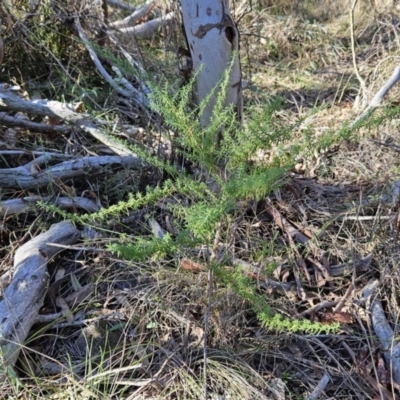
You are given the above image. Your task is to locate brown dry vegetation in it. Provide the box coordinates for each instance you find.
[1,0,400,399]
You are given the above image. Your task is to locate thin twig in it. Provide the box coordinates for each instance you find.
[294,301,338,319]
[333,281,354,313]
[370,139,400,152]
[350,0,366,102]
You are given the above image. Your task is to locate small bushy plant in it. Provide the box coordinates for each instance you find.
[104,64,342,334]
[43,55,400,334]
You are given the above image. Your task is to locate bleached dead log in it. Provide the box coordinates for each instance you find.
[180,0,242,129]
[116,11,175,38]
[109,0,155,29]
[0,112,70,133]
[0,85,138,157]
[0,154,141,190]
[0,221,81,379]
[360,280,400,386]
[0,196,99,217]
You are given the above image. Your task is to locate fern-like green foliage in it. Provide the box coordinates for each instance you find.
[45,55,383,334]
[112,62,338,334]
[215,264,339,333]
[109,231,200,261]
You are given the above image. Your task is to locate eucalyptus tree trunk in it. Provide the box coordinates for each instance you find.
[180,0,242,129]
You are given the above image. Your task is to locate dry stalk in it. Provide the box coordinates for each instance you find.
[350,0,367,105]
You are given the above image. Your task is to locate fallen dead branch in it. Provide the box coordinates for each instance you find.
[0,85,139,157]
[0,196,99,217]
[109,0,155,29]
[0,112,71,134]
[181,250,366,299]
[294,301,338,319]
[353,65,400,126]
[0,150,71,157]
[329,254,372,277]
[360,279,400,386]
[0,154,141,190]
[106,31,152,102]
[107,0,136,11]
[74,18,150,107]
[0,221,81,380]
[115,12,175,38]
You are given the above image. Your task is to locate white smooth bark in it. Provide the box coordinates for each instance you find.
[180,0,242,129]
[0,221,81,378]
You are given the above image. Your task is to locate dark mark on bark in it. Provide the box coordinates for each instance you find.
[194,23,218,39]
[232,80,241,88]
[194,12,237,53]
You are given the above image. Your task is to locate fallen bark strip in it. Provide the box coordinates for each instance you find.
[0,154,141,190]
[0,112,71,134]
[360,280,400,386]
[0,85,138,157]
[306,372,330,400]
[0,221,81,379]
[329,253,372,277]
[0,196,99,217]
